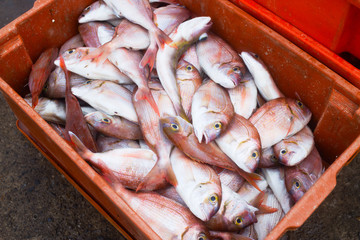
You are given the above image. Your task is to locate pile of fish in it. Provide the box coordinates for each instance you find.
[24,0,325,239]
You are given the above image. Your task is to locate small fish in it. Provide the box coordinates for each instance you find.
[25,97,66,124]
[78,1,120,23]
[28,48,58,107]
[196,33,246,88]
[228,71,257,119]
[44,67,87,98]
[258,147,280,168]
[180,45,202,76]
[241,52,284,101]
[71,80,138,123]
[96,135,140,152]
[274,126,315,166]
[192,79,234,143]
[54,48,133,84]
[69,132,167,190]
[206,184,258,232]
[78,21,115,48]
[215,114,261,173]
[171,147,222,221]
[161,115,261,190]
[217,168,245,192]
[285,147,324,202]
[59,34,85,54]
[253,188,284,240]
[249,98,312,148]
[156,17,212,119]
[85,111,143,140]
[262,167,293,213]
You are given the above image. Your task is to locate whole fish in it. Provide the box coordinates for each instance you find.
[28,48,58,107]
[196,33,246,88]
[70,132,167,190]
[171,148,222,221]
[59,34,85,54]
[78,0,119,23]
[97,135,140,152]
[78,21,114,48]
[262,167,293,213]
[249,98,312,148]
[285,147,324,202]
[217,168,245,192]
[44,67,87,98]
[253,188,284,240]
[156,17,212,119]
[180,45,202,76]
[228,71,257,119]
[54,48,132,84]
[107,48,159,115]
[85,111,143,140]
[209,231,254,240]
[71,80,138,123]
[206,184,258,232]
[161,115,261,190]
[241,52,284,101]
[216,114,261,173]
[103,0,172,70]
[60,56,98,152]
[258,147,280,168]
[274,126,315,166]
[25,97,66,124]
[156,186,186,206]
[192,79,234,143]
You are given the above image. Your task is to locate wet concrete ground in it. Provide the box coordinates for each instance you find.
[0,1,359,239]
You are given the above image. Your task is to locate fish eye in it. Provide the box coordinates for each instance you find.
[67,49,75,54]
[171,123,179,131]
[101,118,111,124]
[234,216,243,225]
[280,149,287,155]
[209,194,218,204]
[198,233,207,240]
[185,65,193,71]
[232,66,240,72]
[86,80,92,84]
[270,155,278,163]
[296,100,304,109]
[84,6,90,11]
[251,151,259,158]
[254,53,259,58]
[214,122,222,130]
[294,181,301,189]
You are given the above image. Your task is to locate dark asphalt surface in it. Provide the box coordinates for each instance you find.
[0,1,359,239]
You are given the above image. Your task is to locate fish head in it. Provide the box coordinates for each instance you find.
[218,62,246,88]
[160,115,192,139]
[182,225,209,240]
[285,170,313,202]
[194,115,224,144]
[177,17,213,42]
[259,147,279,168]
[176,60,201,82]
[275,141,305,166]
[85,111,114,128]
[225,203,258,230]
[71,79,99,97]
[55,48,88,66]
[235,139,261,173]
[288,99,312,125]
[189,182,222,221]
[240,52,264,73]
[78,1,107,23]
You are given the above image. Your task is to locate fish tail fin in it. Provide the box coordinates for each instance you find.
[134,87,160,117]
[237,169,262,192]
[81,44,111,65]
[252,191,278,214]
[68,131,93,159]
[140,41,158,71]
[31,95,39,108]
[151,27,172,49]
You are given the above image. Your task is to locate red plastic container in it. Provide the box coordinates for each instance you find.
[230,0,360,90]
[0,0,360,239]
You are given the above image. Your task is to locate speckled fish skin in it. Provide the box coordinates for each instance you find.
[59,34,85,54]
[78,0,119,23]
[170,148,222,221]
[78,21,114,48]
[241,51,284,101]
[54,48,132,84]
[209,231,254,240]
[206,184,258,232]
[215,114,261,173]
[262,167,293,213]
[176,59,202,122]
[181,45,202,75]
[285,147,324,203]
[192,79,234,144]
[274,126,315,166]
[156,17,212,119]
[196,33,246,88]
[249,98,312,149]
[258,147,280,168]
[44,67,87,98]
[85,111,143,140]
[71,80,138,123]
[97,135,140,152]
[228,71,257,119]
[28,48,58,108]
[254,188,284,240]
[25,97,66,124]
[110,183,210,240]
[217,168,245,192]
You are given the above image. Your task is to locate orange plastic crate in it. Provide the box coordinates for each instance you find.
[1,0,360,239]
